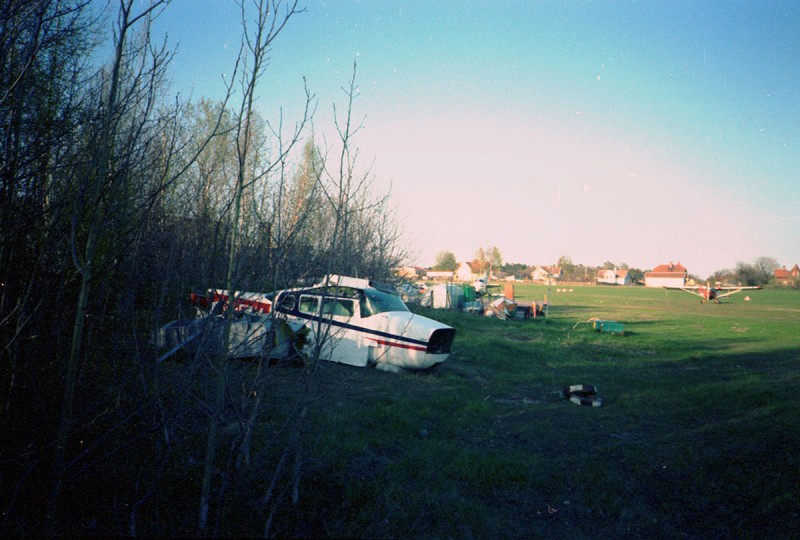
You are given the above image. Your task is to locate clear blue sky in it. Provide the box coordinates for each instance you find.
[143,0,799,278]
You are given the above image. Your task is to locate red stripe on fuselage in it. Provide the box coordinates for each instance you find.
[212,292,272,313]
[367,337,427,352]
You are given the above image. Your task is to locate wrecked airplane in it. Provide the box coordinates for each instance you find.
[269,275,455,372]
[156,275,455,372]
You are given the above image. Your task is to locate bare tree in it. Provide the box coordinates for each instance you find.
[197,0,307,534]
[0,0,95,421]
[0,1,408,535]
[735,256,779,286]
[0,4,100,533]
[46,1,176,528]
[257,60,407,537]
[474,246,502,277]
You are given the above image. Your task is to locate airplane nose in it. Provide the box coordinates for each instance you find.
[427,327,455,354]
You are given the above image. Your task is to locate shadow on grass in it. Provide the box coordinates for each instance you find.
[252,342,800,538]
[20,301,794,538]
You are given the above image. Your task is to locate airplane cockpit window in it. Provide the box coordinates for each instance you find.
[319,286,360,299]
[360,287,409,317]
[298,295,320,315]
[279,294,295,311]
[322,297,355,317]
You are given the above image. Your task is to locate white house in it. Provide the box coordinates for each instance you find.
[456,261,481,282]
[531,266,562,282]
[644,262,687,287]
[597,268,632,286]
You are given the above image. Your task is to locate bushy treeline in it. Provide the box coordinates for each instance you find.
[709,256,783,287]
[1,1,403,535]
[499,258,646,284]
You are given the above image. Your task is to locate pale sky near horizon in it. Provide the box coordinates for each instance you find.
[139,0,799,279]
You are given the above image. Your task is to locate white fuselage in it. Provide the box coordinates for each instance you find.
[273,276,455,370]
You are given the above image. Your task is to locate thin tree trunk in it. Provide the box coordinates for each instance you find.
[46,257,92,530]
[198,171,242,532]
[46,1,164,529]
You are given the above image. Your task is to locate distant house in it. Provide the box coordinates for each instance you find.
[531,266,562,282]
[597,268,632,286]
[774,264,800,286]
[644,262,687,288]
[397,266,424,280]
[426,270,454,281]
[456,261,481,282]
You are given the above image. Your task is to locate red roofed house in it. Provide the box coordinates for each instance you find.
[397,266,425,279]
[774,264,799,286]
[644,261,687,288]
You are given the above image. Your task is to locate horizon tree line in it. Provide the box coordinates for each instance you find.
[430,249,784,286]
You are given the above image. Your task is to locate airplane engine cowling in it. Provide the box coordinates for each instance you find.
[427,328,455,355]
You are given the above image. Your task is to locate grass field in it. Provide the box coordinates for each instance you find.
[246,285,800,538]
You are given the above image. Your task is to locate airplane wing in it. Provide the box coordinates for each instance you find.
[662,286,703,298]
[714,286,761,299]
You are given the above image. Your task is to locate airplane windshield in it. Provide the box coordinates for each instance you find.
[360,287,409,317]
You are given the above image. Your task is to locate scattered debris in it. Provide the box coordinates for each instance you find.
[530,300,545,318]
[464,301,483,314]
[504,282,515,300]
[153,316,305,363]
[481,297,546,320]
[563,384,602,407]
[594,319,625,335]
[569,317,625,336]
[420,283,465,309]
[485,297,517,319]
[473,278,487,295]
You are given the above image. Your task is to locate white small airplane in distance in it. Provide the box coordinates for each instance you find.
[189,275,456,372]
[664,282,761,303]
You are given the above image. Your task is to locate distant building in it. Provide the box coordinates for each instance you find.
[774,264,800,286]
[644,262,687,288]
[597,268,632,286]
[456,261,481,282]
[397,266,424,279]
[531,266,562,282]
[426,270,454,281]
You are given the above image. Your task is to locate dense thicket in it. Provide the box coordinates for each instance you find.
[0,1,404,535]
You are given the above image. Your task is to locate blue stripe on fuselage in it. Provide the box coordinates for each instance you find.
[275,307,428,348]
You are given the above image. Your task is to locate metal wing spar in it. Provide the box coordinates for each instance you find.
[714,286,761,299]
[662,286,704,298]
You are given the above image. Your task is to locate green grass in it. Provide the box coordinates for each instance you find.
[254,286,800,537]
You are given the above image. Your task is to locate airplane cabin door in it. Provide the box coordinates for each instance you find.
[298,293,367,367]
